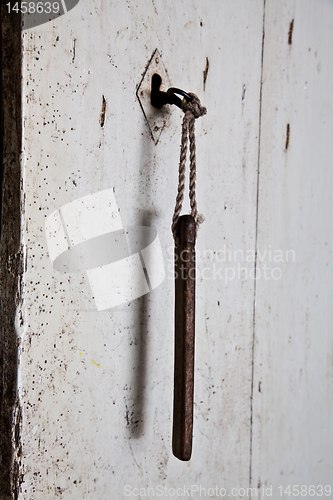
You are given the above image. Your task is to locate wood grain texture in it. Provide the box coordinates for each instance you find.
[9,0,265,497]
[172,215,196,461]
[252,0,333,493]
[0,5,23,499]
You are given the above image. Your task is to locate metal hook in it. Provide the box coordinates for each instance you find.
[151,73,193,110]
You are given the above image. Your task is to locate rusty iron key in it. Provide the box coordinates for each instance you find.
[149,75,205,460]
[172,214,196,461]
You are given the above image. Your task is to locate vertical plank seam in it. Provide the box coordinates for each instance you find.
[249,0,266,491]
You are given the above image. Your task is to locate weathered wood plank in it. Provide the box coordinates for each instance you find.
[0,6,23,499]
[2,0,264,497]
[252,0,333,494]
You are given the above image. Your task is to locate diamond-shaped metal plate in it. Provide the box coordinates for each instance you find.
[136,49,172,145]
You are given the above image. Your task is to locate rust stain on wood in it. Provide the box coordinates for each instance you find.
[288,19,294,45]
[285,123,290,150]
[100,95,106,127]
[203,57,209,91]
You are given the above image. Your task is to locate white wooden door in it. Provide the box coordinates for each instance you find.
[0,1,332,499]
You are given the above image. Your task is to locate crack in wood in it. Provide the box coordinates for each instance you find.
[203,57,209,91]
[72,38,77,63]
[249,0,266,489]
[100,95,107,128]
[288,19,294,45]
[285,123,290,150]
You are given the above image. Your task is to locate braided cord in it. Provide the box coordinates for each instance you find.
[172,94,206,244]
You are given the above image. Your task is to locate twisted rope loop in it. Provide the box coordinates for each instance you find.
[172,93,207,244]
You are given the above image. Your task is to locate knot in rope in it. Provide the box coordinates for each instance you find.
[172,93,207,245]
[181,93,207,119]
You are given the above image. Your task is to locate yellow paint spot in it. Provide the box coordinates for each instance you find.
[91,361,101,368]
